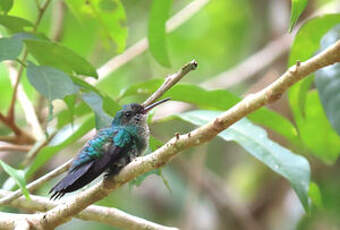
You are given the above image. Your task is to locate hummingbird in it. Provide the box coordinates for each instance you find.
[49,98,170,199]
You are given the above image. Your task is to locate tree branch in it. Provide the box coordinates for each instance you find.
[0,143,31,152]
[95,0,210,82]
[31,40,340,229]
[0,112,23,137]
[0,159,71,205]
[0,60,197,206]
[22,130,57,166]
[0,110,35,144]
[0,190,177,230]
[6,64,44,142]
[142,60,198,106]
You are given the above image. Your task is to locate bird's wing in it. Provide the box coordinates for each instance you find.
[49,128,134,199]
[69,128,116,172]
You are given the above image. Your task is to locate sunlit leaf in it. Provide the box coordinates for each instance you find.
[13,32,49,41]
[57,102,91,129]
[299,91,340,164]
[148,0,172,67]
[0,37,23,62]
[0,15,33,32]
[0,0,13,14]
[65,0,127,52]
[289,0,309,32]
[309,182,323,209]
[176,110,311,212]
[119,79,298,143]
[0,160,30,200]
[288,14,340,124]
[24,40,98,78]
[64,94,77,127]
[315,24,340,136]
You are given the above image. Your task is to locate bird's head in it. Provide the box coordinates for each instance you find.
[112,98,171,127]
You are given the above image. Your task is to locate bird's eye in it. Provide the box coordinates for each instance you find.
[125,112,131,118]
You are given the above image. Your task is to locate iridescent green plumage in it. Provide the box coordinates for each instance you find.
[50,99,170,199]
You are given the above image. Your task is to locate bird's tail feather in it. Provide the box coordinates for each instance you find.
[49,162,93,200]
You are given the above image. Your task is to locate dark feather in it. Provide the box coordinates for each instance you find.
[49,144,124,199]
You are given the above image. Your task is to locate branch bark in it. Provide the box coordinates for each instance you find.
[0,144,31,152]
[142,60,198,106]
[0,159,71,205]
[0,190,177,230]
[31,40,340,229]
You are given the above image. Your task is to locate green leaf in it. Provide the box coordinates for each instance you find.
[56,77,120,128]
[309,182,323,209]
[0,0,13,14]
[64,94,77,127]
[26,63,79,101]
[148,0,172,67]
[315,24,340,136]
[0,15,33,32]
[288,14,340,124]
[57,102,91,129]
[298,91,340,164]
[0,37,23,62]
[176,110,311,212]
[70,75,120,116]
[26,116,94,178]
[289,0,309,32]
[13,32,49,41]
[24,40,98,78]
[119,79,298,143]
[0,160,30,200]
[82,91,112,129]
[65,0,127,52]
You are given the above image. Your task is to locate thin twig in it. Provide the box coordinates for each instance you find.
[6,64,44,141]
[0,136,17,143]
[32,40,340,229]
[0,112,22,136]
[0,144,31,152]
[95,0,210,82]
[22,130,57,166]
[0,190,178,230]
[0,111,35,144]
[50,0,66,42]
[142,60,198,107]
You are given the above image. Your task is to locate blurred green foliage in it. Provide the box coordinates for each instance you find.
[0,0,340,229]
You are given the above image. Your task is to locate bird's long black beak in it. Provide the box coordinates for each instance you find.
[143,98,171,113]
